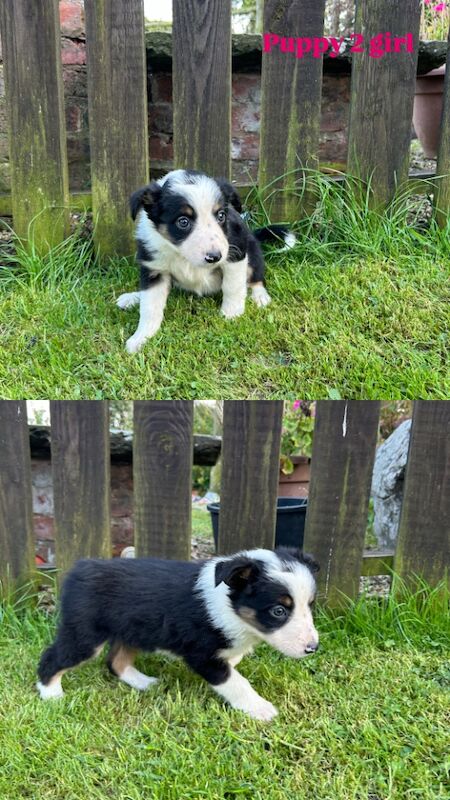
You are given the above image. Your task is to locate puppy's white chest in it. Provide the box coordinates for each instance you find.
[171,259,223,296]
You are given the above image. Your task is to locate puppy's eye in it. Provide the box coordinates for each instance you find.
[216,209,227,224]
[270,605,287,619]
[176,216,191,230]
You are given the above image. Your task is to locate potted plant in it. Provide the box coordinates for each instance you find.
[207,401,316,551]
[278,400,315,498]
[413,2,448,157]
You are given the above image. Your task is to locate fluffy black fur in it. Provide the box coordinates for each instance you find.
[37,549,318,691]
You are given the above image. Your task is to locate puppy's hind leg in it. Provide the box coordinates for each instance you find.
[107,643,158,691]
[37,634,105,700]
[125,274,171,353]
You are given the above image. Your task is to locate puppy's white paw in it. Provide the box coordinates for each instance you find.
[117,292,140,310]
[221,303,246,320]
[36,680,64,700]
[125,333,148,353]
[251,285,272,308]
[120,666,158,691]
[242,697,278,722]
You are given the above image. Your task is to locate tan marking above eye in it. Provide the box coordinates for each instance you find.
[278,595,293,608]
[180,206,194,216]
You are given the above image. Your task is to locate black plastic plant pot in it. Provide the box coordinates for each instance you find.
[207,497,308,552]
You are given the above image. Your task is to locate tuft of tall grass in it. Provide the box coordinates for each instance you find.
[245,169,450,266]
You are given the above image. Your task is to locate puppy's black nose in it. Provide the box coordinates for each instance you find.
[205,251,222,264]
[305,642,319,654]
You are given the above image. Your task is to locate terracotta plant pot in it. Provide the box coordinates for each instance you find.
[413,66,446,158]
[278,455,311,498]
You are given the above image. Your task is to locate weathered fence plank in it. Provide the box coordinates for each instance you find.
[435,29,450,228]
[0,402,34,589]
[84,0,148,258]
[395,401,450,589]
[303,401,381,606]
[218,401,284,553]
[50,401,111,575]
[348,0,422,206]
[0,0,69,253]
[133,401,193,560]
[173,0,232,177]
[259,0,326,221]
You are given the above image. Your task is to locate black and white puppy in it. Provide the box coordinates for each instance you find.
[116,169,294,353]
[37,547,319,721]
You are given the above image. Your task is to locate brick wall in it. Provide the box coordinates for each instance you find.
[33,458,134,564]
[0,0,351,194]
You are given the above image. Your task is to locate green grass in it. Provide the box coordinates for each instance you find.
[0,584,449,800]
[0,177,448,399]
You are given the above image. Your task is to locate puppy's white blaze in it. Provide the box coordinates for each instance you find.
[221,257,248,318]
[119,666,158,691]
[261,563,319,657]
[213,669,278,721]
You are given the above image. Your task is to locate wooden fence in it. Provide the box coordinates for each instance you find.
[0,0,449,256]
[0,400,449,605]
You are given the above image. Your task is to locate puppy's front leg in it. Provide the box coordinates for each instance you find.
[221,258,248,319]
[125,274,171,353]
[186,655,278,721]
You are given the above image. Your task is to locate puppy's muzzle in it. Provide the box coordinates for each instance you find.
[304,641,319,654]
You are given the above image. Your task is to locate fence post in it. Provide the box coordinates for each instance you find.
[84,0,148,258]
[348,0,422,206]
[259,0,326,222]
[303,401,380,607]
[0,402,34,591]
[50,401,111,576]
[173,0,232,177]
[133,401,193,560]
[395,401,450,589]
[435,29,450,229]
[218,401,284,554]
[0,0,69,253]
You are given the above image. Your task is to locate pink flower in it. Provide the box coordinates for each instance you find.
[424,0,432,4]
[293,400,301,409]
[434,3,446,11]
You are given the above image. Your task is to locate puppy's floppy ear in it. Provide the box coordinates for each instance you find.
[300,552,320,574]
[216,178,242,213]
[215,556,260,589]
[275,546,320,574]
[129,182,162,221]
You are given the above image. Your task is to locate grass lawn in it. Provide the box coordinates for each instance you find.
[0,587,448,800]
[0,180,448,399]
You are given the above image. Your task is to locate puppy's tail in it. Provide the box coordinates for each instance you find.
[252,225,297,250]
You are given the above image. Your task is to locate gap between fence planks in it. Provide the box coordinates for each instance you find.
[0,402,34,589]
[435,28,450,228]
[218,401,284,553]
[173,0,232,177]
[50,401,111,577]
[259,0,326,222]
[395,401,450,589]
[84,0,148,258]
[303,401,381,607]
[0,0,69,254]
[133,401,193,560]
[348,0,422,207]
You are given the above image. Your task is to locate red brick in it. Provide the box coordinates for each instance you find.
[149,134,174,162]
[150,104,173,134]
[61,38,86,65]
[232,74,260,102]
[153,73,173,103]
[34,515,54,540]
[66,104,82,132]
[59,0,85,39]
